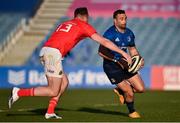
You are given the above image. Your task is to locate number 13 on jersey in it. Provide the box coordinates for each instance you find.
[56,24,73,32]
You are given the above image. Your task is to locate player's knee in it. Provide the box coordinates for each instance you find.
[136,87,145,93]
[63,74,69,85]
[128,91,134,98]
[49,89,59,97]
[63,79,69,86]
[125,90,134,99]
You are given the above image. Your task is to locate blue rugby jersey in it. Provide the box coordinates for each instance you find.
[103,25,135,60]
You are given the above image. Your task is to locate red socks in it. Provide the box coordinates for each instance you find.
[17,88,34,97]
[47,98,58,114]
[17,88,58,114]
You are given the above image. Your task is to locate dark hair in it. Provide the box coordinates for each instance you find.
[113,10,126,19]
[74,7,89,17]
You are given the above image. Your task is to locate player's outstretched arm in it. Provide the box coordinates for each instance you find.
[98,45,115,61]
[91,33,132,65]
[98,45,129,69]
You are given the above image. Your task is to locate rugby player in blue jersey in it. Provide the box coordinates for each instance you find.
[98,10,145,118]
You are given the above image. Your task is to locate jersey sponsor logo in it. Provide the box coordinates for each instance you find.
[8,70,25,85]
[120,46,127,51]
[115,37,120,42]
[59,70,63,75]
[47,69,54,73]
[110,78,116,83]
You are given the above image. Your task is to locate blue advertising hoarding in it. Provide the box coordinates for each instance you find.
[0,66,150,89]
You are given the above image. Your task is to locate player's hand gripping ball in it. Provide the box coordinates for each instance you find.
[117,55,144,73]
[128,55,144,73]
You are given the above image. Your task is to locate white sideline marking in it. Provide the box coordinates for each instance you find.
[17,108,35,111]
[0,109,8,112]
[0,103,119,112]
[0,108,36,112]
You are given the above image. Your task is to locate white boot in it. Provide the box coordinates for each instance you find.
[45,113,62,119]
[8,87,20,109]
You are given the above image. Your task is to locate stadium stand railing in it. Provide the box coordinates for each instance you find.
[0,13,26,62]
[0,0,44,65]
[0,0,73,66]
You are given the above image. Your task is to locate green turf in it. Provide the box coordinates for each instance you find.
[0,89,180,122]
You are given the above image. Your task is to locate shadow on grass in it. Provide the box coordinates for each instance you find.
[6,107,67,116]
[77,107,127,117]
[7,107,127,118]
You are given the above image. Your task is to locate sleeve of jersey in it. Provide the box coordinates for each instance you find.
[84,23,97,37]
[103,30,113,41]
[129,31,135,47]
[98,30,115,61]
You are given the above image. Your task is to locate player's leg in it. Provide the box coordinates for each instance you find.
[34,47,64,97]
[9,47,63,109]
[113,87,125,105]
[116,81,134,102]
[127,73,145,93]
[103,61,126,104]
[35,75,63,119]
[116,81,134,110]
[114,73,145,105]
[116,81,140,118]
[119,73,144,118]
[45,73,69,119]
[103,61,140,118]
[8,76,62,109]
[8,75,63,107]
[34,76,62,96]
[53,73,69,100]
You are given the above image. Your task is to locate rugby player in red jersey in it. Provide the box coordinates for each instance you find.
[8,7,132,119]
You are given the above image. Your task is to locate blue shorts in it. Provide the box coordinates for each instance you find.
[103,59,137,85]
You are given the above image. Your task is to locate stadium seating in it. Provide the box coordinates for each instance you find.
[0,0,73,66]
[27,17,180,66]
[0,0,42,46]
[0,13,25,48]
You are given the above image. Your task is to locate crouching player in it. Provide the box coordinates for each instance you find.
[98,10,145,118]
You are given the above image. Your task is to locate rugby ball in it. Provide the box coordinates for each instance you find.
[128,55,143,73]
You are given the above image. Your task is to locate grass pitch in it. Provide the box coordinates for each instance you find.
[0,89,180,122]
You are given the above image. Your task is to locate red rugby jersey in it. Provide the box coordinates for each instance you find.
[44,18,96,57]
